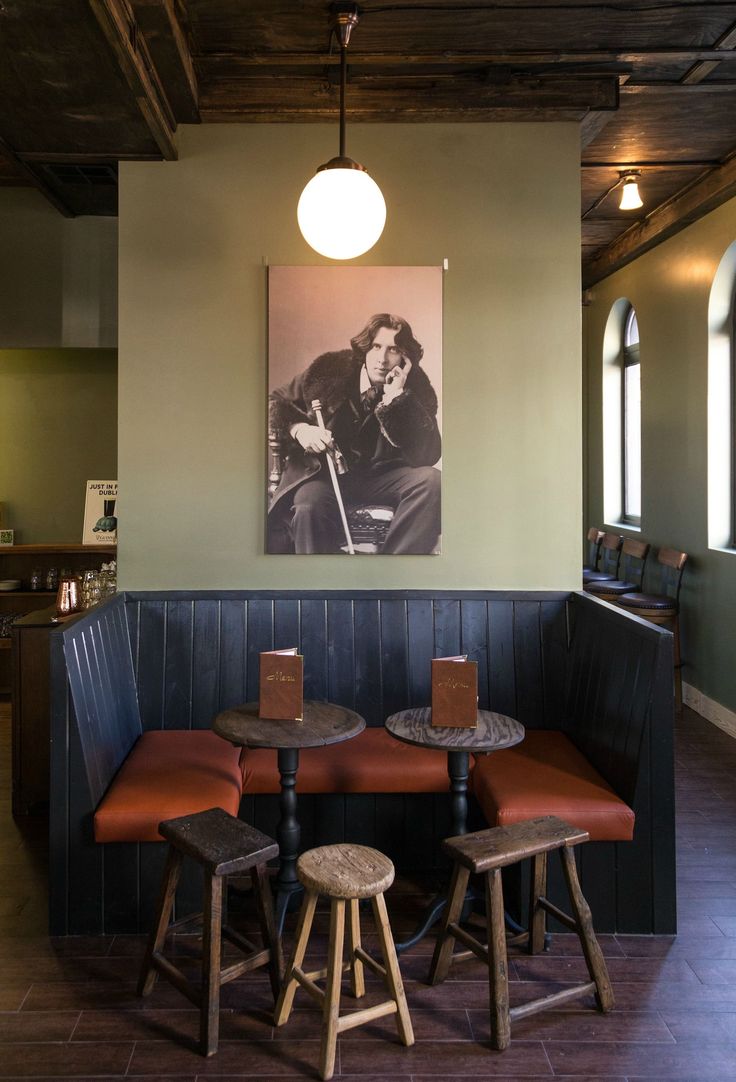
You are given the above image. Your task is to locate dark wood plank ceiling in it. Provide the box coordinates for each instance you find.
[1,0,736,286]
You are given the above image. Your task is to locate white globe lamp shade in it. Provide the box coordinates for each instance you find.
[298,162,386,260]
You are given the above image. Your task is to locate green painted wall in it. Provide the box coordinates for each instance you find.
[118,123,582,590]
[584,195,736,713]
[0,349,118,542]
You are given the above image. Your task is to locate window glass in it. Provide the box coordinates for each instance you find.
[622,306,641,524]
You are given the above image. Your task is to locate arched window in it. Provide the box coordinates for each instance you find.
[622,306,641,525]
[707,240,736,551]
[602,299,641,527]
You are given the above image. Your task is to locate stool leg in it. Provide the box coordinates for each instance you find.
[320,897,345,1082]
[137,846,184,997]
[346,898,365,999]
[529,852,547,954]
[485,868,511,1051]
[274,888,318,1027]
[428,862,470,985]
[200,873,223,1056]
[371,891,414,1048]
[673,615,683,709]
[559,846,614,1013]
[252,862,284,1004]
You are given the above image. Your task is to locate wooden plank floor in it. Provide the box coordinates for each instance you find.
[1,702,735,1079]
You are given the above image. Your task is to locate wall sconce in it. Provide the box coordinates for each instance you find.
[297,4,386,260]
[619,170,643,210]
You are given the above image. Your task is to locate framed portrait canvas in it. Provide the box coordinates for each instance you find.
[267,265,442,555]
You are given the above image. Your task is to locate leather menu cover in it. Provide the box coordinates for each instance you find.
[431,656,478,727]
[259,648,304,721]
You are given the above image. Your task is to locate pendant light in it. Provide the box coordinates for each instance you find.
[619,170,643,210]
[297,4,386,260]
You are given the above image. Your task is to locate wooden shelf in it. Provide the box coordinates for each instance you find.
[0,591,55,598]
[0,638,10,650]
[0,544,116,555]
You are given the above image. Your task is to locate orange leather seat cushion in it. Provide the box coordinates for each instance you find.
[472,730,635,842]
[94,730,245,843]
[242,726,450,794]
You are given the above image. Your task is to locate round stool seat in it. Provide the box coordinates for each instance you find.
[616,592,675,612]
[586,579,637,596]
[297,844,394,899]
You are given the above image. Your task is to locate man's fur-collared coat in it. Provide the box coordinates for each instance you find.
[268,349,441,549]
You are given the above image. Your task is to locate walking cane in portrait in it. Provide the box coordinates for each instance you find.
[310,398,355,555]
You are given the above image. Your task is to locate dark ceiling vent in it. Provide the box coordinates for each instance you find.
[40,163,118,186]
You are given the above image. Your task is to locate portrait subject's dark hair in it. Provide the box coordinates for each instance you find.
[350,313,424,365]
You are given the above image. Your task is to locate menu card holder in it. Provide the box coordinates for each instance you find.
[431,655,478,728]
[259,648,304,721]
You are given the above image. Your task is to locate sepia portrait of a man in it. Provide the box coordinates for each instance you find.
[267,266,443,555]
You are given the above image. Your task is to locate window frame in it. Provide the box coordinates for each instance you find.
[621,306,641,527]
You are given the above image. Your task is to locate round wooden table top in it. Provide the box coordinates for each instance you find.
[385,706,524,754]
[213,700,366,750]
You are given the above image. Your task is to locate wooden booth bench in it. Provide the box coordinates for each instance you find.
[50,589,675,936]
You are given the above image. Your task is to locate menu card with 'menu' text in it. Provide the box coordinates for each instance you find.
[259,648,304,721]
[431,655,478,728]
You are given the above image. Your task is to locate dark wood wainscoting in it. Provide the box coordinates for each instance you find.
[49,590,674,936]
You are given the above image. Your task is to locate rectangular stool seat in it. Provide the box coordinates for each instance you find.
[159,807,279,875]
[442,815,589,873]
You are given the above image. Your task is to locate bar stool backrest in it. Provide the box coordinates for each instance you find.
[598,532,623,578]
[648,547,688,606]
[618,538,650,589]
[584,527,605,570]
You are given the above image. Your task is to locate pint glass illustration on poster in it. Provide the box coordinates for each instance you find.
[82,481,118,545]
[267,265,443,556]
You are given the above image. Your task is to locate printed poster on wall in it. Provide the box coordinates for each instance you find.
[267,265,443,555]
[82,480,118,545]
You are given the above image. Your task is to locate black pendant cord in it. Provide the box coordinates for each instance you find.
[339,42,347,159]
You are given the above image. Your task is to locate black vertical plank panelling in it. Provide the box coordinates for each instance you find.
[432,599,461,658]
[49,590,675,935]
[380,599,409,720]
[539,599,568,729]
[103,844,140,934]
[301,600,328,701]
[136,600,166,728]
[124,600,140,673]
[274,599,301,652]
[219,599,247,709]
[66,720,103,934]
[487,601,516,716]
[647,632,676,932]
[191,600,221,729]
[246,600,275,701]
[327,600,356,709]
[163,601,194,730]
[513,602,544,727]
[49,633,70,934]
[353,600,382,727]
[461,600,490,709]
[407,600,433,707]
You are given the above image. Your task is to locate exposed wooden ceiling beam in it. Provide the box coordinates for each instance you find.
[88,0,177,159]
[0,136,75,218]
[680,21,736,85]
[621,82,736,95]
[131,0,199,122]
[582,161,720,170]
[583,154,736,287]
[200,47,736,69]
[200,74,618,122]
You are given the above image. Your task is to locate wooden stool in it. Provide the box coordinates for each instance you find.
[429,815,614,1051]
[137,806,283,1056]
[275,843,414,1081]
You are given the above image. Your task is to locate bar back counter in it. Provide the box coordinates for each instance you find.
[49,589,674,936]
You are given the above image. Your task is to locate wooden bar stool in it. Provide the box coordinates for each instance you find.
[275,843,414,1081]
[137,806,282,1056]
[429,815,614,1051]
